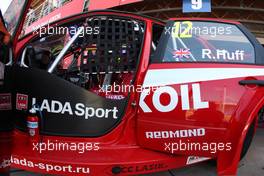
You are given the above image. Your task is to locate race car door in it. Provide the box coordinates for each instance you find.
[0,0,31,131]
[137,19,264,157]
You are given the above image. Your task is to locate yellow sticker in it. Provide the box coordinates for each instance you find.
[172,21,193,38]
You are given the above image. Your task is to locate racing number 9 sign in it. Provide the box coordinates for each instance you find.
[182,0,211,13]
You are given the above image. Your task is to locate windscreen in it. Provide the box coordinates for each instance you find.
[153,21,255,64]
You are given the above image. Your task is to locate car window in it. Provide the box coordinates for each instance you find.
[153,21,255,64]
[4,0,27,37]
[19,15,145,100]
[151,23,164,59]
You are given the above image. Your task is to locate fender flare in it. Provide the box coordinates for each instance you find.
[217,90,264,175]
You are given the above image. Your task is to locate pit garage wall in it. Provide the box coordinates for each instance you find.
[257,38,264,45]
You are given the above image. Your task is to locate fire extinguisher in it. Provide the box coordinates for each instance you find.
[27,108,39,142]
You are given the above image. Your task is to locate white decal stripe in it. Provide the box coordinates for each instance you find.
[143,68,264,87]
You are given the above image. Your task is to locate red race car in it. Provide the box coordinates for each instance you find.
[1,1,264,175]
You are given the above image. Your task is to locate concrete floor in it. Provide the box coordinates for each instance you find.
[10,128,264,176]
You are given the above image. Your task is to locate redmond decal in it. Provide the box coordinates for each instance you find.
[140,83,209,113]
[0,93,12,110]
[16,93,29,110]
[32,98,119,119]
[145,128,206,139]
[186,156,210,165]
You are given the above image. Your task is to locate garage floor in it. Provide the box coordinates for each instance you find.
[10,128,264,176]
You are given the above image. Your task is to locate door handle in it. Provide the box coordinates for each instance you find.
[239,80,264,86]
[131,101,137,107]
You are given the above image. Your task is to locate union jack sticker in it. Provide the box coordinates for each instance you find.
[173,48,191,61]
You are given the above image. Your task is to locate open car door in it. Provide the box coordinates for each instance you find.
[0,0,33,132]
[3,10,188,176]
[0,0,31,174]
[10,12,147,137]
[137,19,264,175]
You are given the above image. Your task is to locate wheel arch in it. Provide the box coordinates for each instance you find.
[217,90,264,175]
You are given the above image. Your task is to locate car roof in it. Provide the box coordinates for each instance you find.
[169,17,241,25]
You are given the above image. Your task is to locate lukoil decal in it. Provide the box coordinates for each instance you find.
[140,67,264,113]
[32,98,119,119]
[140,83,209,113]
[146,128,205,139]
[142,68,264,88]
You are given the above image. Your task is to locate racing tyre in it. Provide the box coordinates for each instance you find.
[240,121,255,160]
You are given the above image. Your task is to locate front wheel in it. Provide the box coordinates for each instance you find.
[240,121,255,160]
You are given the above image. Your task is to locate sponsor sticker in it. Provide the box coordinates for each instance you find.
[140,83,209,113]
[173,48,191,60]
[32,98,119,119]
[106,94,125,100]
[146,128,206,139]
[0,93,12,110]
[114,163,167,174]
[16,94,28,110]
[202,49,245,61]
[172,21,193,38]
[186,156,210,165]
